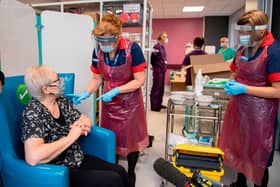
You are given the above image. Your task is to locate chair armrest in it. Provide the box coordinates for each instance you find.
[1,154,69,187]
[80,125,116,163]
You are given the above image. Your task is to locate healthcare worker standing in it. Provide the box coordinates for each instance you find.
[218,37,236,62]
[182,37,207,86]
[219,10,280,187]
[150,32,168,112]
[69,14,149,187]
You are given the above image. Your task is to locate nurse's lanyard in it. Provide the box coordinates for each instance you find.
[105,51,120,66]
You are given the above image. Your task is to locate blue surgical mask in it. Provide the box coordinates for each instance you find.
[100,45,114,53]
[239,35,251,46]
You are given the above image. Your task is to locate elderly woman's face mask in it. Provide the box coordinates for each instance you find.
[47,78,64,97]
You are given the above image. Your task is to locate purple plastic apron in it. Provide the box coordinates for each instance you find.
[219,46,278,185]
[97,39,149,157]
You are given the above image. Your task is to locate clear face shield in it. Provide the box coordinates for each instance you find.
[235,24,267,47]
[94,35,119,53]
[235,24,267,62]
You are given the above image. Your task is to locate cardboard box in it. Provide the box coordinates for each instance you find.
[190,54,231,86]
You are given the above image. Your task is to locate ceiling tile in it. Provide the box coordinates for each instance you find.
[18,0,246,19]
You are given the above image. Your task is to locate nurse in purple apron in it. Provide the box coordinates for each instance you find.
[219,10,280,187]
[69,14,149,187]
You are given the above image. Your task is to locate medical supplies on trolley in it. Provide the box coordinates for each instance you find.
[165,79,228,185]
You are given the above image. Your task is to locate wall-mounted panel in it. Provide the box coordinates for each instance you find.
[204,16,229,53]
[41,11,94,118]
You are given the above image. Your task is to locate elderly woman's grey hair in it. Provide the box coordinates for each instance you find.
[24,66,56,99]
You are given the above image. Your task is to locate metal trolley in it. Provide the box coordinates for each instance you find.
[161,98,224,187]
[164,98,223,161]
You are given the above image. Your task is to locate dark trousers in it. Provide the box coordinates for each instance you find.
[150,70,165,110]
[235,168,269,187]
[116,151,139,187]
[69,154,129,187]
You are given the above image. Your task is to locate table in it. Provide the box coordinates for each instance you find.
[170,79,186,91]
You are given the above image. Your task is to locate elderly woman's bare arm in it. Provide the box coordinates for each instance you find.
[24,122,82,166]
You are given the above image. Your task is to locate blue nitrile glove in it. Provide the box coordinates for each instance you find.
[224,80,235,95]
[65,91,91,105]
[224,80,247,96]
[96,88,120,103]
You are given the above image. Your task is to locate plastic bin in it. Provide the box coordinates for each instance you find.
[173,144,224,182]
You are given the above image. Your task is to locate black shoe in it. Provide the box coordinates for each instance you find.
[161,105,167,109]
[230,182,248,187]
[148,135,154,148]
[151,108,161,112]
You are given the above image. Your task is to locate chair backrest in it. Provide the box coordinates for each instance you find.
[0,73,75,162]
[58,73,75,95]
[0,76,26,160]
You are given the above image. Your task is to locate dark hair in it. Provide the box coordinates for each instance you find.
[193,37,204,48]
[0,70,5,86]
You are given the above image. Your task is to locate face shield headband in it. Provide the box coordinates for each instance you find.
[235,24,268,32]
[94,35,119,44]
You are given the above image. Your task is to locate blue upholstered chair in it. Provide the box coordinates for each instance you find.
[0,74,115,187]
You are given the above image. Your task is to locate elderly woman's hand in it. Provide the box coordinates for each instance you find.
[68,121,83,140]
[81,124,91,136]
[78,114,92,136]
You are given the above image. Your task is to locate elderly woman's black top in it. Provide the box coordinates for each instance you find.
[21,96,83,168]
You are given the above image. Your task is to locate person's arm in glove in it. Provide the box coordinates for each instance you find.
[65,91,91,105]
[224,80,247,95]
[65,73,103,105]
[224,80,280,98]
[96,88,120,103]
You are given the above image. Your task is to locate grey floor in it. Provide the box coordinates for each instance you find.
[119,88,280,187]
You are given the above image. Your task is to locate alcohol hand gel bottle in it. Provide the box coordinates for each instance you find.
[195,69,203,96]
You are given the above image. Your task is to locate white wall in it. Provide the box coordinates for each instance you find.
[0,2,95,119]
[41,11,94,119]
[245,0,258,11]
[0,0,38,75]
[228,6,246,49]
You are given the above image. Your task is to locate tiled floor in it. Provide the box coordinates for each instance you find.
[119,88,280,187]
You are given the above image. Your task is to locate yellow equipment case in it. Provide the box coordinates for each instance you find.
[173,144,224,182]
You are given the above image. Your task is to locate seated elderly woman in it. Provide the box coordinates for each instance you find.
[21,65,129,187]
